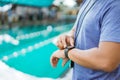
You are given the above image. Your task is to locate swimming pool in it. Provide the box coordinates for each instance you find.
[0,24,73,79]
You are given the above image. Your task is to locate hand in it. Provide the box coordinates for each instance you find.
[56,34,74,50]
[50,50,69,67]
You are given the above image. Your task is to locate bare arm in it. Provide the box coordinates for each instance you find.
[50,26,76,67]
[68,42,120,72]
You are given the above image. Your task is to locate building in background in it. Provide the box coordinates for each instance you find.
[0,0,82,29]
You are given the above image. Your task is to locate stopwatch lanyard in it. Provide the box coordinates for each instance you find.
[74,0,97,46]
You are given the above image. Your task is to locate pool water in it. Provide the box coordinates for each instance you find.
[0,24,73,78]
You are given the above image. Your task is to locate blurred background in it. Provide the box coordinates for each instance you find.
[0,0,82,80]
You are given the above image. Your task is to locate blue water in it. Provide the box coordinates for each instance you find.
[0,24,73,78]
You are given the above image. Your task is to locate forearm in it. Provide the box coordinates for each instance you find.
[68,47,119,72]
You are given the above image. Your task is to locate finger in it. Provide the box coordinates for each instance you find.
[61,36,67,48]
[53,58,59,67]
[62,58,69,67]
[50,56,59,67]
[66,37,71,46]
[70,37,74,46]
[57,39,64,49]
[56,40,61,48]
[58,40,64,49]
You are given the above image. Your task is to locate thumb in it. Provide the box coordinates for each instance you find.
[62,58,69,67]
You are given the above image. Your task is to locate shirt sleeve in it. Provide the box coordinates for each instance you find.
[100,2,120,43]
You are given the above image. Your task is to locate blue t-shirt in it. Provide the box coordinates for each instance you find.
[73,0,120,80]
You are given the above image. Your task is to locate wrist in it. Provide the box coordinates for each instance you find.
[64,46,75,59]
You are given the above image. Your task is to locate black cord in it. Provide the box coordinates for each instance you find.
[71,0,97,68]
[74,0,97,45]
